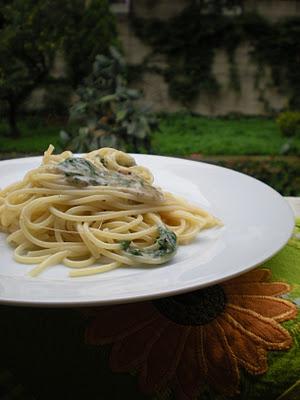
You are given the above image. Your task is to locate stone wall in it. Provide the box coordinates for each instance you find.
[118,0,300,116]
[25,0,300,116]
[131,0,300,21]
[131,0,188,20]
[24,51,68,111]
[244,0,300,21]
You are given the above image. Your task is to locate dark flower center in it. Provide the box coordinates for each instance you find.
[153,285,226,326]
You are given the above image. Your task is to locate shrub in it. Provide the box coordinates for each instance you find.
[276,111,300,137]
[60,48,158,153]
[213,157,300,196]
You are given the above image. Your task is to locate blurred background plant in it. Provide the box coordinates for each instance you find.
[62,0,118,87]
[0,0,299,196]
[276,110,300,156]
[0,0,117,138]
[277,111,300,138]
[60,47,158,153]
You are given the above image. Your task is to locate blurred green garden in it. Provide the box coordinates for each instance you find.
[1,0,299,195]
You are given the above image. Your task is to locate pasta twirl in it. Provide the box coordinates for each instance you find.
[0,146,221,277]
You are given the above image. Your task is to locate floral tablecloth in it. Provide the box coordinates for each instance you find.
[0,198,299,400]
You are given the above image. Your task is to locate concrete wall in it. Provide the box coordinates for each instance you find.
[118,0,300,115]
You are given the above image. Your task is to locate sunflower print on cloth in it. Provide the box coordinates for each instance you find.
[85,268,297,399]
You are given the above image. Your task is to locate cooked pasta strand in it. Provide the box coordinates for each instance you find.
[0,146,221,277]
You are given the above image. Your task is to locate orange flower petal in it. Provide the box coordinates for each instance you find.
[201,321,240,396]
[109,315,169,372]
[225,268,271,284]
[223,282,291,296]
[175,329,205,400]
[218,315,267,374]
[139,323,190,394]
[226,304,293,350]
[195,326,207,376]
[226,295,297,322]
[85,302,158,345]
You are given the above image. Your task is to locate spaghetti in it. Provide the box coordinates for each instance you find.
[0,146,221,277]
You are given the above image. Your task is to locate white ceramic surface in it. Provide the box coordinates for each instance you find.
[0,154,295,307]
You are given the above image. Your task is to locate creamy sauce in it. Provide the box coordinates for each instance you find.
[56,157,164,203]
[121,225,178,263]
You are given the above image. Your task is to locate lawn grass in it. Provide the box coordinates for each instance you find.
[0,113,299,156]
[0,117,61,153]
[152,113,300,156]
[0,114,299,195]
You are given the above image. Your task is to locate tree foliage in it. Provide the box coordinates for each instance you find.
[0,0,65,136]
[63,0,118,86]
[0,0,117,137]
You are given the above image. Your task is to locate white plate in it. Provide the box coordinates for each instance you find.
[0,154,294,307]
